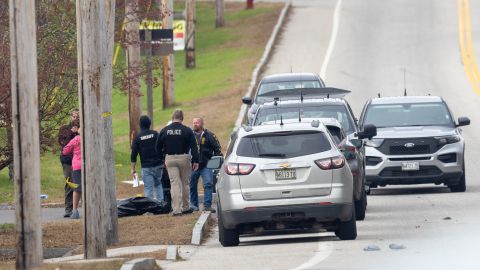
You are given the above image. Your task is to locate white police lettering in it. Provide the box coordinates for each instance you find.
[167,129,182,135]
[140,134,154,140]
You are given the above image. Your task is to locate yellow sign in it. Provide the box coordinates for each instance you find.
[139,20,185,33]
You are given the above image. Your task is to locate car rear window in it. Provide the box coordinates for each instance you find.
[257,80,322,95]
[254,105,355,133]
[236,131,332,158]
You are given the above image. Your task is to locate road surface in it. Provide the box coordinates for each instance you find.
[166,0,480,269]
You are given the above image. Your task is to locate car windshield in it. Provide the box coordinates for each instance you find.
[257,80,322,96]
[236,131,331,158]
[254,105,356,134]
[363,102,455,128]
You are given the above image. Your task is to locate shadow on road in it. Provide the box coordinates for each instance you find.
[370,185,451,196]
[239,230,338,246]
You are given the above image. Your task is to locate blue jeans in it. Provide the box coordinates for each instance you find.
[190,167,214,208]
[142,165,164,202]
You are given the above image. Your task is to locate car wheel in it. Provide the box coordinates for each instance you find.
[449,165,466,193]
[354,189,366,221]
[335,208,357,240]
[218,203,240,247]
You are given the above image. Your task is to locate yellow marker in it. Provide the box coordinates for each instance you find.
[458,0,480,95]
[102,111,112,118]
[65,177,79,189]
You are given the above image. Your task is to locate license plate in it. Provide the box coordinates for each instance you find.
[401,161,420,171]
[275,169,296,180]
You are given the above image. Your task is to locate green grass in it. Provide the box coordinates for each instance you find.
[0,223,14,231]
[0,2,282,203]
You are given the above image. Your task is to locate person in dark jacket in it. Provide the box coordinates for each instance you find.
[131,115,164,202]
[189,117,222,213]
[57,109,79,218]
[156,109,199,216]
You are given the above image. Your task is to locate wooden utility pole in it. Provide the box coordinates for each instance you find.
[9,0,43,268]
[246,0,254,9]
[146,30,154,123]
[126,0,142,140]
[76,0,115,258]
[162,0,175,107]
[185,0,196,68]
[101,0,118,246]
[215,0,225,28]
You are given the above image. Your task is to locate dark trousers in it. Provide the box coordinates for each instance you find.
[62,163,73,213]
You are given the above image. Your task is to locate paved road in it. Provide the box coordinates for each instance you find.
[166,0,480,269]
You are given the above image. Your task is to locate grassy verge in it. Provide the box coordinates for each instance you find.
[0,2,283,204]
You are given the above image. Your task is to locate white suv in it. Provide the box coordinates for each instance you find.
[208,120,357,247]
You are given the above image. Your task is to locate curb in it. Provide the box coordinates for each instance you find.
[191,211,212,245]
[232,1,291,130]
[120,258,157,270]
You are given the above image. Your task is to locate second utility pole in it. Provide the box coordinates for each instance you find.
[161,0,175,107]
[185,0,196,68]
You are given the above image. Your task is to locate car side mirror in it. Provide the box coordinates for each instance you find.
[357,124,377,140]
[457,117,470,127]
[350,138,363,149]
[242,96,252,105]
[207,156,224,169]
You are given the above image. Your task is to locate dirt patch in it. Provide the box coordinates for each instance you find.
[116,182,144,200]
[0,213,200,260]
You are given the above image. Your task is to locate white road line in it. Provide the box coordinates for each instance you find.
[290,241,334,270]
[320,0,343,81]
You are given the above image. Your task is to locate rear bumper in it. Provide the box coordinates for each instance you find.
[221,203,352,229]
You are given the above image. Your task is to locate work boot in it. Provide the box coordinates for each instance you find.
[204,206,216,213]
[182,208,194,214]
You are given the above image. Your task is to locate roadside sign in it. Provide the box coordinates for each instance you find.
[140,20,186,51]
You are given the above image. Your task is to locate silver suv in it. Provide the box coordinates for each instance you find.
[208,120,357,247]
[359,96,470,192]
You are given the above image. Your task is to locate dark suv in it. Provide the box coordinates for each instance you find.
[251,95,377,220]
[242,73,326,123]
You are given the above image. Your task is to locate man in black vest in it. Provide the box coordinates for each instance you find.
[190,117,222,213]
[156,110,199,216]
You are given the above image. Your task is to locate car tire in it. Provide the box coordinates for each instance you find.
[354,189,366,221]
[218,203,240,247]
[335,208,357,240]
[449,165,466,193]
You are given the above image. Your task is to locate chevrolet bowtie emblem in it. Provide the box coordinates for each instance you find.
[279,163,291,169]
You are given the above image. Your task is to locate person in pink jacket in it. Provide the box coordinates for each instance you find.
[62,121,81,219]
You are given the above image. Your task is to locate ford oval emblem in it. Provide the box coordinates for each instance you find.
[404,143,415,148]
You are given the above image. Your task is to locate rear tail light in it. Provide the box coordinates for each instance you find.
[315,156,345,170]
[225,163,255,175]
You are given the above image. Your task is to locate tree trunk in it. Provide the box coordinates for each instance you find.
[162,0,175,107]
[7,126,13,181]
[76,0,111,259]
[185,0,196,68]
[215,0,225,28]
[126,0,142,141]
[9,0,43,268]
[246,0,254,10]
[101,0,118,246]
